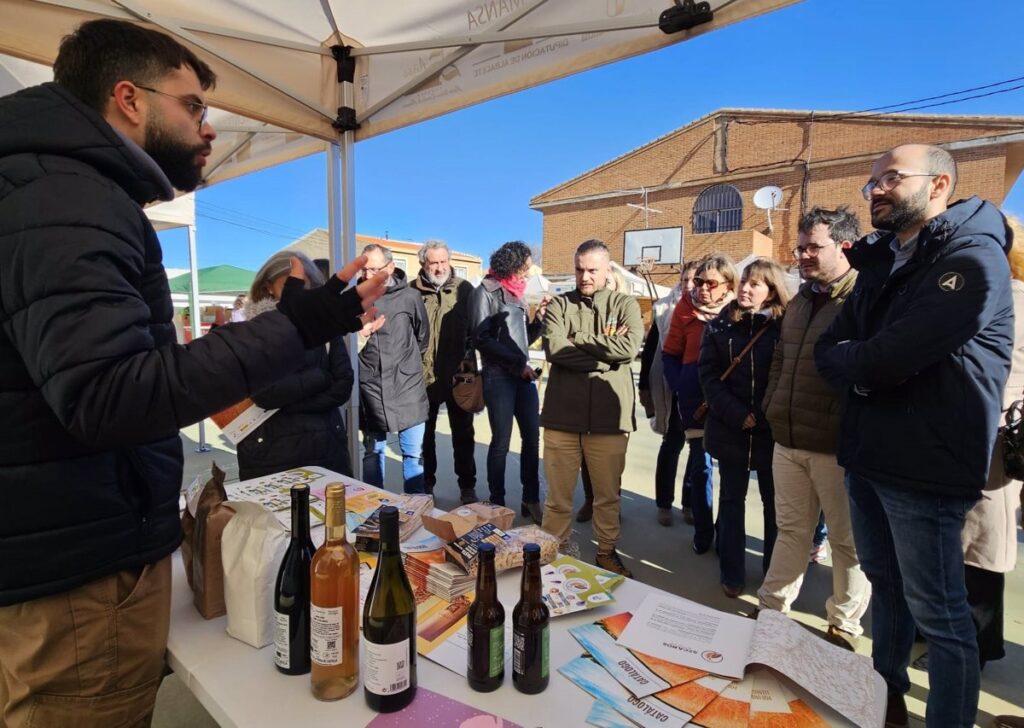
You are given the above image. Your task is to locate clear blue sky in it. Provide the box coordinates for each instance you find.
[158,0,1024,271]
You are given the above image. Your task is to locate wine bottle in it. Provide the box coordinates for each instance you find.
[512,543,549,694]
[310,483,360,700]
[362,506,417,712]
[273,484,316,675]
[467,542,504,692]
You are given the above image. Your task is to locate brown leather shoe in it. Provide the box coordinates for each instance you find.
[576,499,593,523]
[721,583,743,598]
[884,690,908,728]
[596,549,633,578]
[657,508,673,526]
[521,501,544,525]
[681,506,695,524]
[824,625,858,652]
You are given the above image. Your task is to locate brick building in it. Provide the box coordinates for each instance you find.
[283,229,483,282]
[531,109,1024,285]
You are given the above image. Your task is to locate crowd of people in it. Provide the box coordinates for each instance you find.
[0,16,1021,728]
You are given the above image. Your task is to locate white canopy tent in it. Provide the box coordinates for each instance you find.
[0,0,801,471]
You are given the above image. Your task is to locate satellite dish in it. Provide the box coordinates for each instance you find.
[753,186,784,210]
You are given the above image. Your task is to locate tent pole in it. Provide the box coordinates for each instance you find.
[187,223,211,453]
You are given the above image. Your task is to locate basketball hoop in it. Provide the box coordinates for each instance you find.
[636,256,657,275]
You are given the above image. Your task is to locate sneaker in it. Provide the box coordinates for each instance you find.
[576,499,593,523]
[459,489,477,505]
[809,539,829,564]
[692,540,711,556]
[681,506,694,525]
[596,549,633,578]
[560,540,582,559]
[884,690,908,728]
[657,508,673,527]
[824,625,858,652]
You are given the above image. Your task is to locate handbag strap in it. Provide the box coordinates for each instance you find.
[717,323,771,382]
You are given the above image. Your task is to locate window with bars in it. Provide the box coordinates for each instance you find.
[692,184,743,234]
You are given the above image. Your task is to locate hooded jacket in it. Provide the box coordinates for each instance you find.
[411,271,474,403]
[0,83,306,605]
[815,197,1014,498]
[358,268,429,433]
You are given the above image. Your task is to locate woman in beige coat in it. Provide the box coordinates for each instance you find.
[958,216,1024,669]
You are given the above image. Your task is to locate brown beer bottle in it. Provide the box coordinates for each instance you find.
[467,542,504,692]
[309,484,359,700]
[512,543,549,694]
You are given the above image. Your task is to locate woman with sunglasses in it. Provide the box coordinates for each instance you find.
[699,258,790,597]
[661,254,736,557]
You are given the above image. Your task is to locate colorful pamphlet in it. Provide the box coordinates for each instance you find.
[209,397,277,444]
[363,687,523,727]
[226,467,334,528]
[540,556,621,616]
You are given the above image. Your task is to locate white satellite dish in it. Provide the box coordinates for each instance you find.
[753,185,784,210]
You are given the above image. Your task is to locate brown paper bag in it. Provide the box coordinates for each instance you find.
[180,463,236,619]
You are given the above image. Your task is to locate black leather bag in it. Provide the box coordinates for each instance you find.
[999,399,1024,481]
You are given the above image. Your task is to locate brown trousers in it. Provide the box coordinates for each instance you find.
[0,556,171,728]
[542,429,628,551]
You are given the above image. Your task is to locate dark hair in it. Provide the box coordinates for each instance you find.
[575,239,610,258]
[313,258,331,281]
[798,206,861,245]
[489,241,533,279]
[53,19,216,113]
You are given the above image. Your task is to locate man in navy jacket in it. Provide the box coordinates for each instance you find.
[816,144,1013,728]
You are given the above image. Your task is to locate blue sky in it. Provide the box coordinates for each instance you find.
[158,0,1024,271]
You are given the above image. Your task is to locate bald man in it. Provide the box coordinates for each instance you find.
[816,144,1014,728]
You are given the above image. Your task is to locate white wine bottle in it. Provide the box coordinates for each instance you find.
[362,506,417,712]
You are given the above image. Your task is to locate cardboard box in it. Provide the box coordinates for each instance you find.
[422,502,515,543]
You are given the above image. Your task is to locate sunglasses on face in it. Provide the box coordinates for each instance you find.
[693,277,723,290]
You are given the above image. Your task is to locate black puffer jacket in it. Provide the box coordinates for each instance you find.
[0,83,306,605]
[358,269,429,433]
[469,277,542,373]
[238,326,353,479]
[698,306,781,471]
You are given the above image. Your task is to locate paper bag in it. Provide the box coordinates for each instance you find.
[221,501,290,648]
[421,502,515,542]
[183,463,237,619]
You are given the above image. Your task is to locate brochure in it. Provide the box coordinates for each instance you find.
[689,671,754,728]
[540,556,622,616]
[585,700,636,728]
[569,612,707,698]
[209,397,277,444]
[363,687,523,727]
[616,596,886,728]
[226,467,335,528]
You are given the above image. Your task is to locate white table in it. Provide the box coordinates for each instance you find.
[166,548,663,728]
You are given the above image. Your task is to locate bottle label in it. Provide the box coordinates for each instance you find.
[513,625,548,677]
[310,606,343,666]
[364,638,411,696]
[273,610,290,669]
[541,624,549,678]
[489,625,504,678]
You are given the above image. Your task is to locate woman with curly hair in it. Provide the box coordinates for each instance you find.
[469,241,550,520]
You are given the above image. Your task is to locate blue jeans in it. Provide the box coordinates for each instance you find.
[716,461,776,588]
[812,510,828,547]
[654,398,686,509]
[482,367,540,506]
[845,472,979,728]
[362,423,426,494]
[686,437,715,551]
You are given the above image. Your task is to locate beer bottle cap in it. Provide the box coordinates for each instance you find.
[478,543,496,557]
[523,543,540,555]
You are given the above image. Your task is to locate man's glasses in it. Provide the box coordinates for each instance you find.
[861,170,935,200]
[693,277,723,290]
[135,84,209,129]
[792,241,839,259]
[363,267,386,275]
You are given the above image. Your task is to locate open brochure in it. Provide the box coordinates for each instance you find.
[541,555,622,616]
[615,594,885,728]
[209,397,278,444]
[225,467,336,528]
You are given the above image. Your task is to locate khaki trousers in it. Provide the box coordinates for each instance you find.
[0,556,171,728]
[756,444,871,635]
[542,429,628,552]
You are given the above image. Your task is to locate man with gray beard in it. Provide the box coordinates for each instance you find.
[412,241,477,503]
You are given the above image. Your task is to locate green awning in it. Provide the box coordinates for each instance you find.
[168,265,255,295]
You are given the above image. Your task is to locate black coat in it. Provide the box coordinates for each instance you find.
[816,197,1013,498]
[699,306,781,471]
[0,83,306,605]
[237,336,354,480]
[358,269,429,433]
[469,277,542,373]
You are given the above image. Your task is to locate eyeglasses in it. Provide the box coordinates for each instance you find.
[792,241,839,259]
[693,277,723,290]
[135,84,209,129]
[363,266,386,275]
[861,170,935,200]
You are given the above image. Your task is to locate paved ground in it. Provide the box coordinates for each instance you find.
[160,391,1024,727]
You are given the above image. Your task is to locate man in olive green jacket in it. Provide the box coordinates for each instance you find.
[411,241,477,503]
[756,207,871,649]
[541,240,642,576]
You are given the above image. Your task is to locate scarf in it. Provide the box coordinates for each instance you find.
[690,287,734,322]
[488,269,527,299]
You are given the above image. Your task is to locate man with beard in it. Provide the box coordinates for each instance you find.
[756,207,871,651]
[816,145,1013,728]
[358,243,431,493]
[0,20,387,727]
[411,241,477,503]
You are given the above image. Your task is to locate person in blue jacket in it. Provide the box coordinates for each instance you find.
[815,144,1013,728]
